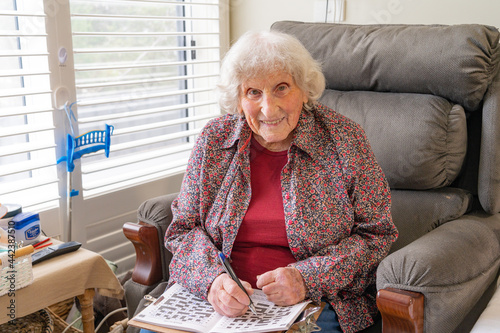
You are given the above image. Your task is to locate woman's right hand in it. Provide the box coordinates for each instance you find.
[208,273,254,317]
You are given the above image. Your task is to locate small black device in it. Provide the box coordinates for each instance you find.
[31,241,82,265]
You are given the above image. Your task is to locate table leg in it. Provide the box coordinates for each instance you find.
[77,288,96,333]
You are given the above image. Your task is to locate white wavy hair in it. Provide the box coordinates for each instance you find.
[216,30,326,114]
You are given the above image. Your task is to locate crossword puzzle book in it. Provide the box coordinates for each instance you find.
[130,282,310,333]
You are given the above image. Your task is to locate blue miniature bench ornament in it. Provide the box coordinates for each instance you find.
[57,124,114,173]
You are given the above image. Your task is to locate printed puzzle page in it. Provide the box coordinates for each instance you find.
[211,289,309,333]
[134,283,222,332]
[133,283,310,333]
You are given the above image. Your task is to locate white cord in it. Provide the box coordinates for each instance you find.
[61,315,82,333]
[60,306,127,333]
[95,307,128,332]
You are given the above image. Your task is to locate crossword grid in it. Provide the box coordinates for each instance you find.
[223,301,293,330]
[140,288,215,325]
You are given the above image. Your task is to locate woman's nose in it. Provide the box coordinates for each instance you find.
[260,93,278,116]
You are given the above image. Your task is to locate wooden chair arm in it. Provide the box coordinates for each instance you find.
[377,287,424,333]
[123,222,163,286]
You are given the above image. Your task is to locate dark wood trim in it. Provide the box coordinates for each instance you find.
[377,287,424,333]
[123,222,163,286]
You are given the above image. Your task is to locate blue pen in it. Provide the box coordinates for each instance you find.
[218,252,258,316]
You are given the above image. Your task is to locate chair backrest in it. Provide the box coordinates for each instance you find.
[271,22,500,250]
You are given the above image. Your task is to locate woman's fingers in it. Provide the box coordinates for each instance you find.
[208,273,253,317]
[256,267,307,306]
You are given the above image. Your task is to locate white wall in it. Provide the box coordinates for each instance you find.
[230,0,500,41]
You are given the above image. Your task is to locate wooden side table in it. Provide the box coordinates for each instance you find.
[0,241,124,333]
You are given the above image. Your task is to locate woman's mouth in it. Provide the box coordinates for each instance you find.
[261,118,284,125]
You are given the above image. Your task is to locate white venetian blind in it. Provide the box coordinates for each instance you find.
[0,0,60,212]
[69,0,222,197]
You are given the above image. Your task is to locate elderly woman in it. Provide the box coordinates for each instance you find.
[160,31,398,333]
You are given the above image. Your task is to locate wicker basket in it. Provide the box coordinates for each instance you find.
[46,307,82,333]
[0,254,33,297]
[47,298,74,321]
[46,298,83,333]
[0,309,53,333]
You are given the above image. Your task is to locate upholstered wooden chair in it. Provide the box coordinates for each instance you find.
[124,22,500,333]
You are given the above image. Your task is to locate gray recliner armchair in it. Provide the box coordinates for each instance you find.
[123,22,500,333]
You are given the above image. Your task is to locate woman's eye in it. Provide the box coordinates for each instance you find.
[276,84,289,95]
[247,89,261,98]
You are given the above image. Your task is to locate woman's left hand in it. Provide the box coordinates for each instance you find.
[256,267,307,306]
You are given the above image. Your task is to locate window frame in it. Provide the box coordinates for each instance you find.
[0,0,229,240]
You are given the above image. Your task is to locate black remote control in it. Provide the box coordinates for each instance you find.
[31,241,82,265]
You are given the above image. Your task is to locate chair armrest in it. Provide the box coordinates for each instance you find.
[128,192,178,285]
[377,288,424,333]
[122,193,178,330]
[377,216,500,332]
[123,222,162,286]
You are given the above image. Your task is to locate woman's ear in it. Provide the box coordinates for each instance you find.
[302,91,309,105]
[236,101,244,116]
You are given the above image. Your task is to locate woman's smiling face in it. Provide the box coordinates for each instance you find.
[238,71,308,152]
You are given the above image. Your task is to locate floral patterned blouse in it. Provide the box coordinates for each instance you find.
[165,103,398,332]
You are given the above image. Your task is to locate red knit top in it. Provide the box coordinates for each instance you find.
[230,136,297,288]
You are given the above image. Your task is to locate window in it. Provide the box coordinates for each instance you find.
[70,0,222,197]
[0,0,227,238]
[0,0,60,213]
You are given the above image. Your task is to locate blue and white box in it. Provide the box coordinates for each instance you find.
[12,212,41,245]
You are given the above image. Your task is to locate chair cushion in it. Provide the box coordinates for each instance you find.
[320,90,467,190]
[272,21,500,112]
[389,188,473,252]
